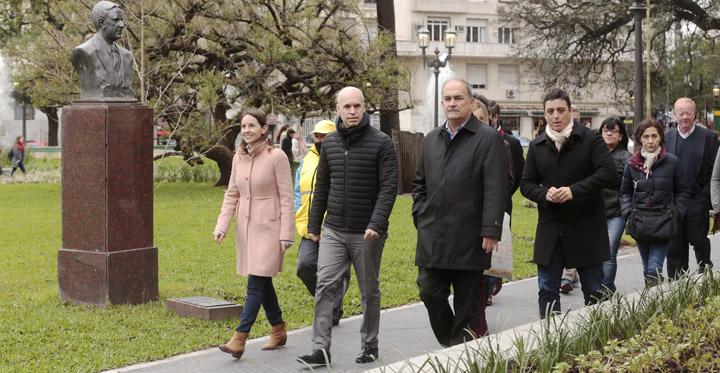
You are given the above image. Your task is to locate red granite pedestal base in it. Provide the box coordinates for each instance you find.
[59,100,158,305]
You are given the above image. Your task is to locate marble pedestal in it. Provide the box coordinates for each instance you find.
[59,100,158,305]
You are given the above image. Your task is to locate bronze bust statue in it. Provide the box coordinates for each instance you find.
[70,1,135,100]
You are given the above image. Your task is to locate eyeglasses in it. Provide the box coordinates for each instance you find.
[602,128,620,134]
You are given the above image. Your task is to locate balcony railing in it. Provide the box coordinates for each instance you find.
[397,39,515,58]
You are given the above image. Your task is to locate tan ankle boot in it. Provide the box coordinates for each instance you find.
[219,331,249,358]
[261,321,287,350]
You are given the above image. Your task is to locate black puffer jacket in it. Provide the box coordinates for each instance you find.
[307,113,398,235]
[620,147,689,219]
[602,147,632,218]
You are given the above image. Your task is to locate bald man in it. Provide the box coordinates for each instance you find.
[297,87,398,366]
[665,97,718,278]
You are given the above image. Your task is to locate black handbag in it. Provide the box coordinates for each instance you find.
[627,179,677,243]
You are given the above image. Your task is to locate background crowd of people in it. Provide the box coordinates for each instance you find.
[209,81,720,367]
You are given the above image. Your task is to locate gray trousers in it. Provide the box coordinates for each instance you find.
[312,226,386,351]
[296,237,350,317]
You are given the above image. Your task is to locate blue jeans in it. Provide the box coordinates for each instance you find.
[11,159,26,176]
[537,238,604,318]
[601,216,626,293]
[484,275,496,297]
[236,275,283,333]
[636,240,669,279]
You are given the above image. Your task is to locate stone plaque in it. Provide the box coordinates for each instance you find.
[167,297,243,320]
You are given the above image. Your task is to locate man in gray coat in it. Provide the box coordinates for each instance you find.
[412,78,508,346]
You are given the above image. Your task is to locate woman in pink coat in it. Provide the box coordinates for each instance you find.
[213,108,295,359]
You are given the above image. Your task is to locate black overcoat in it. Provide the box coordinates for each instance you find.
[412,115,508,271]
[520,121,616,267]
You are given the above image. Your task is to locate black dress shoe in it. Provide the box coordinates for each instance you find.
[332,309,343,326]
[296,349,331,365]
[355,347,378,363]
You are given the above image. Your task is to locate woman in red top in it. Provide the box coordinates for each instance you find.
[10,136,26,176]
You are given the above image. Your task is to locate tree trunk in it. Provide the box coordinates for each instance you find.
[40,106,59,146]
[205,144,234,187]
[376,0,400,137]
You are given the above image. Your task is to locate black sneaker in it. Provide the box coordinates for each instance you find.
[296,349,331,366]
[355,347,378,363]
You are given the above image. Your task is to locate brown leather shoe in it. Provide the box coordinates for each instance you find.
[261,321,287,350]
[492,279,503,296]
[219,331,249,358]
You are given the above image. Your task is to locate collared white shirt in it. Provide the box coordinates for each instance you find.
[678,124,696,139]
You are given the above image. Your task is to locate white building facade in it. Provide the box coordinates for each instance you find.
[390,0,626,138]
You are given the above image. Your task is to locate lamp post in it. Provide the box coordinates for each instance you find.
[12,81,27,141]
[418,26,457,128]
[713,79,720,131]
[629,1,646,134]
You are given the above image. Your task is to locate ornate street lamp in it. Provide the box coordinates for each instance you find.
[418,26,457,128]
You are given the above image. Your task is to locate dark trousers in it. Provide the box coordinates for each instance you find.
[11,160,25,176]
[474,276,488,336]
[417,267,483,347]
[667,196,713,278]
[236,275,283,333]
[537,238,604,318]
[296,237,350,318]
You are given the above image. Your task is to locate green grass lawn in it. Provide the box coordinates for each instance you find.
[0,182,540,372]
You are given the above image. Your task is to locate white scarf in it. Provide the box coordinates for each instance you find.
[545,121,574,150]
[640,146,661,179]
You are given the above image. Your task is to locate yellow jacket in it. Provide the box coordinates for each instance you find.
[294,144,320,238]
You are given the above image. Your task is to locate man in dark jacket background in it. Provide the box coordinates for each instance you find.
[297,86,398,366]
[412,78,508,347]
[665,97,718,278]
[520,89,616,318]
[281,128,295,167]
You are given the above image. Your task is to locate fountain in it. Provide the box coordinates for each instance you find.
[422,54,454,134]
[0,51,14,148]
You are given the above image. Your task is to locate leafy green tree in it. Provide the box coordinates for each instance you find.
[501,0,720,107]
[5,0,409,185]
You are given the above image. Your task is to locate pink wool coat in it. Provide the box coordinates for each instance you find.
[214,142,295,277]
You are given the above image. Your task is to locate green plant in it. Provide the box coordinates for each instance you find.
[404,270,720,372]
[153,157,221,184]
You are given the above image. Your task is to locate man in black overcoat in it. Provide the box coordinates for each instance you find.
[520,89,616,318]
[665,97,719,277]
[412,78,508,346]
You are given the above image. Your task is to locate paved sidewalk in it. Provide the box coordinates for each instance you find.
[111,234,720,373]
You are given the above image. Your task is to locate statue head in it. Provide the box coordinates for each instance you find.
[92,1,125,43]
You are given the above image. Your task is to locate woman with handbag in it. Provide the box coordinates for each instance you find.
[620,119,689,286]
[213,108,295,359]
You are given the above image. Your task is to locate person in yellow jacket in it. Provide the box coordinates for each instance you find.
[295,119,350,326]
